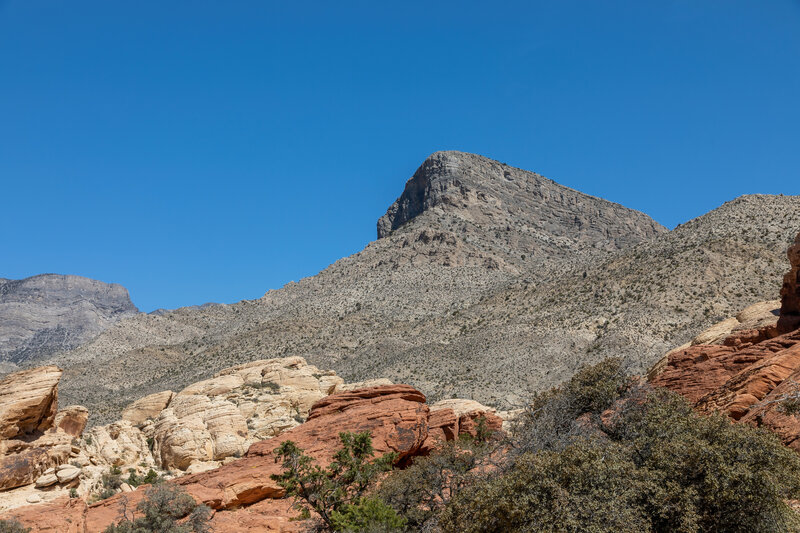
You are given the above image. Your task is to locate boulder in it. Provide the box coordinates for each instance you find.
[0,366,62,440]
[34,473,58,488]
[53,405,88,437]
[0,366,81,491]
[120,390,173,425]
[55,464,81,483]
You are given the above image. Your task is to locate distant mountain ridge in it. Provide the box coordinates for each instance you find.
[0,274,138,367]
[18,151,800,426]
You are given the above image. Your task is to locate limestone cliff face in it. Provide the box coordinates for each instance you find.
[0,274,138,365]
[377,151,666,251]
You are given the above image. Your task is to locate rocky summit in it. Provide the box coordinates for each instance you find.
[0,274,138,369]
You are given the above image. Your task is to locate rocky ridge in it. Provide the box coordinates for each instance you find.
[0,357,504,521]
[0,274,138,368]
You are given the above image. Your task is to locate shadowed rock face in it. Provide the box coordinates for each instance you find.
[0,274,138,365]
[779,233,800,334]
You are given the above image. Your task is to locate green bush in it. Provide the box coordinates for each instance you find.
[271,431,396,530]
[103,483,211,533]
[0,519,30,533]
[436,361,800,533]
[512,357,628,454]
[329,497,406,532]
[439,440,649,532]
[377,439,492,531]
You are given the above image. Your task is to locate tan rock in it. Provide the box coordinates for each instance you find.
[34,473,58,488]
[179,374,244,397]
[53,405,88,437]
[55,465,80,483]
[87,420,154,467]
[152,395,247,470]
[691,317,740,346]
[0,366,62,440]
[336,378,393,392]
[121,390,173,425]
[25,494,41,504]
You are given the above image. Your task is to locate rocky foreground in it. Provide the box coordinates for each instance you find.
[0,357,502,531]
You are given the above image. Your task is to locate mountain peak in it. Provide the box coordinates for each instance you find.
[377,151,666,255]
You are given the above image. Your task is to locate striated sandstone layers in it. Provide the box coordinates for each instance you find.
[651,231,800,451]
[1,384,502,532]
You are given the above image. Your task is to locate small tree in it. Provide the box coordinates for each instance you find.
[103,483,211,533]
[271,431,399,530]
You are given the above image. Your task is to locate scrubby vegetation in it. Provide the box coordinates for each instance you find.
[0,519,30,533]
[103,483,211,533]
[274,358,800,532]
[271,431,402,531]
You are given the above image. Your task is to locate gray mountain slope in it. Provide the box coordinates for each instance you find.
[42,151,670,423]
[0,274,138,367]
[34,152,800,425]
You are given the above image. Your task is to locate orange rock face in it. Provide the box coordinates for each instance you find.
[2,384,500,532]
[651,232,800,450]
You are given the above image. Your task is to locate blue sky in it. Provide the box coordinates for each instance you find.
[1,1,799,311]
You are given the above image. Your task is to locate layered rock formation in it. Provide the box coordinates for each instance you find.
[651,232,800,450]
[779,232,800,334]
[0,366,87,492]
[0,274,138,367]
[0,357,503,524]
[1,384,502,532]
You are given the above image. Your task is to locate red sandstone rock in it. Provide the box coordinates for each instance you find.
[1,497,87,532]
[650,232,800,447]
[3,384,503,532]
[779,233,800,334]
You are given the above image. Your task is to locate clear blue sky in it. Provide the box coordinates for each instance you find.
[1,1,799,312]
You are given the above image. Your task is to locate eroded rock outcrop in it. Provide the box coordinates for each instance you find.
[0,366,85,493]
[779,233,800,334]
[2,384,502,532]
[651,232,800,450]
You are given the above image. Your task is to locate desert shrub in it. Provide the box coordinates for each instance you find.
[103,483,211,533]
[377,438,493,531]
[271,431,397,530]
[439,440,650,533]
[97,465,124,500]
[606,388,800,532]
[439,365,800,533]
[511,357,628,454]
[0,519,30,533]
[126,468,161,488]
[329,497,406,532]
